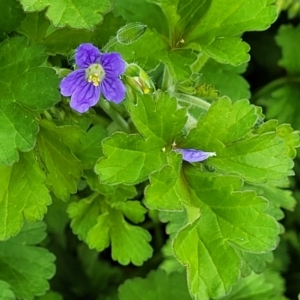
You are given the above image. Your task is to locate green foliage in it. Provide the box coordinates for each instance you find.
[173,169,279,299]
[0,0,25,40]
[0,37,60,165]
[0,0,299,299]
[0,151,51,240]
[0,222,55,299]
[68,184,153,266]
[118,269,191,300]
[19,0,112,29]
[200,59,250,101]
[36,120,83,201]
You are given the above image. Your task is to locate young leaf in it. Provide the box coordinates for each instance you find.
[125,93,187,144]
[36,120,82,201]
[68,188,152,266]
[87,209,152,266]
[0,36,60,165]
[19,0,112,30]
[0,222,56,299]
[118,269,191,300]
[0,151,51,240]
[173,167,280,300]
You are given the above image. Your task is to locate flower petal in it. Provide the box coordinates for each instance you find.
[100,52,126,76]
[101,77,126,103]
[176,148,216,163]
[60,69,86,97]
[75,43,101,68]
[70,81,101,113]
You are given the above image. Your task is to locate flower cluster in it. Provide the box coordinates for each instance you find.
[60,43,126,113]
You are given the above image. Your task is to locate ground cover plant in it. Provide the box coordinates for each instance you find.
[1,0,300,299]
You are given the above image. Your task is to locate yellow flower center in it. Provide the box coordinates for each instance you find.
[86,64,105,87]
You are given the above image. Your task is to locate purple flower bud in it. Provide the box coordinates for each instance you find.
[60,43,126,113]
[176,148,216,163]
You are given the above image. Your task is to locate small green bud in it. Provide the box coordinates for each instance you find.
[124,64,155,94]
[117,22,147,45]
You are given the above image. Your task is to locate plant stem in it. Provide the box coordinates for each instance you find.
[161,65,174,92]
[99,100,130,133]
[174,93,211,110]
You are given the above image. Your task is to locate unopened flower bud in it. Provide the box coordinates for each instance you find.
[117,22,147,45]
[124,64,155,95]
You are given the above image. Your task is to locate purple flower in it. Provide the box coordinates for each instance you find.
[176,148,216,163]
[60,43,126,113]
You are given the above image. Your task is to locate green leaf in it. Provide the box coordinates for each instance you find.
[0,37,60,165]
[245,183,296,220]
[275,24,300,75]
[68,194,102,241]
[149,0,277,65]
[125,93,187,144]
[17,11,51,44]
[112,0,168,38]
[0,281,15,300]
[184,0,277,44]
[0,0,25,40]
[18,12,125,55]
[68,190,152,266]
[36,120,82,201]
[173,168,279,300]
[222,271,287,300]
[95,133,167,185]
[200,59,250,101]
[256,80,300,131]
[113,29,196,81]
[0,222,56,299]
[19,0,112,30]
[0,151,51,240]
[74,124,108,169]
[118,269,191,300]
[180,97,295,183]
[87,209,152,266]
[145,152,189,210]
[201,37,250,66]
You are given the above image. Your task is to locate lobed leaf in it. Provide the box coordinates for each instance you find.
[0,151,51,240]
[0,222,56,299]
[180,98,295,183]
[19,0,112,30]
[36,120,82,201]
[95,133,167,185]
[173,167,280,300]
[0,37,60,165]
[125,93,187,144]
[68,187,151,266]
